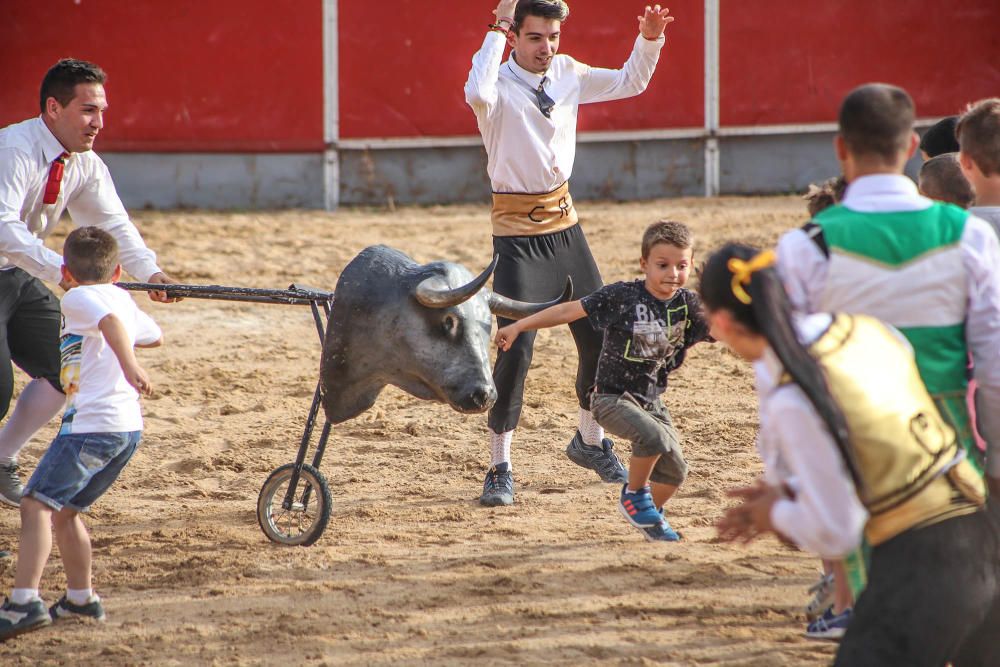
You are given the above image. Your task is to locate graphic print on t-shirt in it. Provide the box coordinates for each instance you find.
[59,332,82,433]
[624,302,688,364]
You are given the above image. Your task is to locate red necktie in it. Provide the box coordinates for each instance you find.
[42,152,69,205]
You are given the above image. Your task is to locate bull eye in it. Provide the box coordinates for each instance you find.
[442,313,461,338]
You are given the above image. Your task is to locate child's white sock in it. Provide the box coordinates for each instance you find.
[489,429,512,467]
[10,588,40,605]
[578,408,605,447]
[67,588,94,605]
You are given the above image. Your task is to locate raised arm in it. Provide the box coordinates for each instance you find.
[465,1,517,115]
[577,5,673,105]
[494,300,587,350]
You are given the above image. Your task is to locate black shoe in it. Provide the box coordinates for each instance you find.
[49,594,106,623]
[480,462,514,506]
[0,597,51,641]
[565,431,628,483]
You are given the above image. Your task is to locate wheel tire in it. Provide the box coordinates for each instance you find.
[257,463,332,546]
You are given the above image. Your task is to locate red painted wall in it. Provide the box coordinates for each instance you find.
[337,0,705,138]
[0,0,325,152]
[720,0,1000,125]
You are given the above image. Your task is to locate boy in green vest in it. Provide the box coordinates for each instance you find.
[777,83,1000,501]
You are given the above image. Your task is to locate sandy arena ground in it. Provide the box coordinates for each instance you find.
[0,196,841,665]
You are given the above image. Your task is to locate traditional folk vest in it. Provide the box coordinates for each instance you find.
[816,202,969,396]
[491,181,579,237]
[794,314,985,546]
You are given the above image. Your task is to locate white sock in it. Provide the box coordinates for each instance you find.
[578,408,605,447]
[489,429,512,467]
[11,588,41,605]
[67,588,94,605]
[0,379,66,460]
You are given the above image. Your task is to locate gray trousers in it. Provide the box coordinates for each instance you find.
[590,392,687,486]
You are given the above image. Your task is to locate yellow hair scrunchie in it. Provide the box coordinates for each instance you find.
[727,249,776,305]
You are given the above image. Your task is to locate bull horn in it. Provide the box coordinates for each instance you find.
[488,276,574,320]
[414,255,499,309]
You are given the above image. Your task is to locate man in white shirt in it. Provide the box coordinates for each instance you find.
[777,83,1000,501]
[465,0,673,505]
[0,59,177,510]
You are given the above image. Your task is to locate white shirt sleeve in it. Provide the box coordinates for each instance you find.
[464,31,508,120]
[66,156,161,282]
[133,307,162,347]
[577,34,664,105]
[776,227,827,314]
[61,287,114,337]
[0,147,65,283]
[764,388,869,559]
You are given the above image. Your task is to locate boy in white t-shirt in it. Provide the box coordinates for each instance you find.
[0,227,161,641]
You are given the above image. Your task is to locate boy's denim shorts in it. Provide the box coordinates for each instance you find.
[24,431,141,512]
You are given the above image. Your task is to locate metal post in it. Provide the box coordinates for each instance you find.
[704,0,720,197]
[323,0,340,211]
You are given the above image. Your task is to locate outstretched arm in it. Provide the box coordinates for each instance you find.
[98,314,153,396]
[494,300,587,351]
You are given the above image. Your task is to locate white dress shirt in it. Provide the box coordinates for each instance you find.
[776,174,1000,477]
[754,313,870,559]
[0,116,162,284]
[465,31,664,194]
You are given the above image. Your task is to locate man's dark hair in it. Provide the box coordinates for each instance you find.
[64,226,119,283]
[838,83,915,163]
[919,116,960,158]
[512,0,569,34]
[919,153,975,209]
[957,98,1000,177]
[39,59,106,113]
[642,220,692,258]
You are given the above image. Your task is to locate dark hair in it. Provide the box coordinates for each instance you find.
[838,83,915,163]
[642,220,692,258]
[803,176,847,217]
[698,242,863,489]
[39,59,106,113]
[918,153,975,208]
[512,0,569,34]
[957,98,1000,177]
[64,226,118,283]
[919,116,960,158]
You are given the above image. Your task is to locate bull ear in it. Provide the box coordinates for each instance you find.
[488,276,573,320]
[414,255,499,309]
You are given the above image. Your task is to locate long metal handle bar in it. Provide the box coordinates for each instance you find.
[117,282,333,307]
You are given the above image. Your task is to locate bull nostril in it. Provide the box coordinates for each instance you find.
[471,387,493,407]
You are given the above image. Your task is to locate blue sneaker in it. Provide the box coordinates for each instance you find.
[566,432,628,483]
[805,607,852,641]
[618,485,662,527]
[641,511,681,542]
[0,597,51,641]
[480,463,514,507]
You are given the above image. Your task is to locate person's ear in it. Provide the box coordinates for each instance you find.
[833,135,848,162]
[906,131,919,160]
[111,264,123,282]
[45,96,62,120]
[958,151,978,178]
[506,29,517,49]
[639,255,648,273]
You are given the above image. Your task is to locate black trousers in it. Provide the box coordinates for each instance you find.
[0,268,63,420]
[835,508,1000,667]
[488,223,604,433]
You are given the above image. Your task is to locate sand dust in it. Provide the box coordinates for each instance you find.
[1,196,839,665]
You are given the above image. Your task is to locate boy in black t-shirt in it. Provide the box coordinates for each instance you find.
[495,221,711,541]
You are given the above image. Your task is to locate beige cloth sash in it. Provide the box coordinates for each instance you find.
[491,182,579,237]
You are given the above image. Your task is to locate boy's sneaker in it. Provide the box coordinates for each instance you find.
[805,607,852,641]
[566,432,628,483]
[0,597,51,640]
[805,572,836,621]
[642,513,682,542]
[49,595,106,623]
[0,462,23,507]
[618,484,662,528]
[480,463,514,506]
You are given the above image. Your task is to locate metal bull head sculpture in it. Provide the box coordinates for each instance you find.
[320,245,572,424]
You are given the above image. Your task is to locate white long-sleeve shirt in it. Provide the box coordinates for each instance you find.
[0,116,162,284]
[777,174,1000,478]
[755,314,870,559]
[465,31,664,194]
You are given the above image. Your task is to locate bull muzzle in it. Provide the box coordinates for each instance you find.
[413,255,573,320]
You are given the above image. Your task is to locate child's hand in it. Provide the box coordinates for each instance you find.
[124,363,154,397]
[494,324,521,351]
